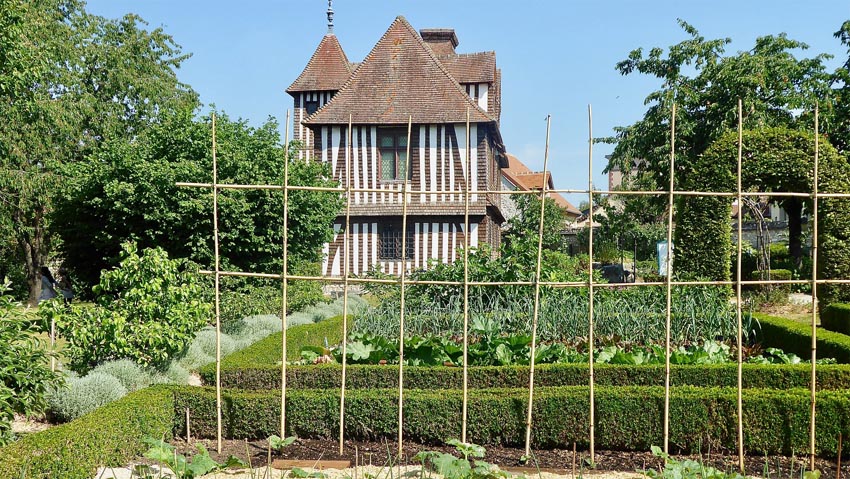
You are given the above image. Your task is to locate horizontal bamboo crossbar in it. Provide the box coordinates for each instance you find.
[175,182,850,199]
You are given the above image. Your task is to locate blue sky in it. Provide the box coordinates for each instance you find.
[85,0,849,206]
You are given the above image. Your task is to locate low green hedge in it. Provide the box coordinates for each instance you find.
[171,385,850,456]
[821,303,850,335]
[0,385,174,479]
[753,313,850,363]
[200,362,850,391]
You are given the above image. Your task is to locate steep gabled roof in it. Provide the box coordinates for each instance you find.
[305,16,495,125]
[437,52,495,84]
[287,34,352,93]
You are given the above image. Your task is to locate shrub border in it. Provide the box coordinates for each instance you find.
[821,303,850,335]
[753,313,850,363]
[0,386,174,479]
[171,385,850,456]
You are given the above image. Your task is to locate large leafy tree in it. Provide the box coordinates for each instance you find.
[0,0,196,304]
[53,108,343,292]
[831,20,850,153]
[605,20,837,270]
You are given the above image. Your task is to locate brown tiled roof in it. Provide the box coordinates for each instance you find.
[503,153,581,216]
[287,34,352,93]
[437,52,495,84]
[305,16,495,125]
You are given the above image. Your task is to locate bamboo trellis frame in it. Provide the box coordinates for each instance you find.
[176,101,834,469]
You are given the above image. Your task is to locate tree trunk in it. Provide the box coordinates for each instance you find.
[784,199,803,271]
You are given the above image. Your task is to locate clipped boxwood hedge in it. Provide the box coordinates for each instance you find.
[753,313,850,363]
[200,362,850,392]
[0,385,174,479]
[821,303,850,335]
[171,385,850,456]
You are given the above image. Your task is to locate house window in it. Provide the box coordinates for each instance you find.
[305,99,319,115]
[379,128,411,181]
[379,227,414,260]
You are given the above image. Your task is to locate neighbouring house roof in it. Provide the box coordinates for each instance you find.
[437,52,496,84]
[502,153,581,217]
[304,16,495,125]
[287,34,353,93]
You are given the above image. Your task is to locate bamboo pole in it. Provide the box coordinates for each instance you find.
[398,116,413,459]
[212,112,223,454]
[810,104,820,471]
[587,105,596,463]
[339,115,353,454]
[524,114,552,458]
[735,99,745,472]
[280,110,291,438]
[462,108,471,444]
[662,104,676,457]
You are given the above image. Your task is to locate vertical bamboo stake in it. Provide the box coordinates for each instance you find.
[186,408,191,443]
[587,104,596,463]
[339,115,353,454]
[50,318,55,373]
[810,103,820,471]
[462,108,471,443]
[398,115,413,459]
[212,112,223,454]
[735,99,745,472]
[280,110,291,438]
[663,104,676,457]
[524,114,551,458]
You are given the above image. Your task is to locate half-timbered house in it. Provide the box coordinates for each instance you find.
[288,14,508,277]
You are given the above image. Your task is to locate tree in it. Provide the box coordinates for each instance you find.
[0,0,196,304]
[502,193,567,256]
[831,20,850,153]
[52,108,343,293]
[605,20,836,269]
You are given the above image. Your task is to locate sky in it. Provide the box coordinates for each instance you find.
[84,0,850,207]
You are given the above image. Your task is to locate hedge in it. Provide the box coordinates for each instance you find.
[0,386,174,479]
[821,303,850,335]
[753,313,850,364]
[171,385,850,456]
[200,362,850,391]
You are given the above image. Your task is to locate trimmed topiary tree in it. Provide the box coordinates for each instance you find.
[675,127,850,306]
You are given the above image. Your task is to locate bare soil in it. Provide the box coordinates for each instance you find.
[166,437,849,479]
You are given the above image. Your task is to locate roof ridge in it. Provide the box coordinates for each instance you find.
[436,51,496,58]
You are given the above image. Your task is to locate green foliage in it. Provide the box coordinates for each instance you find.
[41,242,210,372]
[752,313,850,363]
[205,358,850,393]
[0,0,197,305]
[0,281,62,445]
[46,372,127,423]
[142,436,245,479]
[821,303,850,335]
[502,194,566,254]
[676,128,850,307]
[54,107,342,294]
[416,440,514,479]
[268,434,296,451]
[0,386,174,479]
[170,385,850,455]
[359,284,737,345]
[643,445,745,479]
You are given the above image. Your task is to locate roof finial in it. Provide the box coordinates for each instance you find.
[327,0,334,34]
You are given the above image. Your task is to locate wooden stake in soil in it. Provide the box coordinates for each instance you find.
[524,114,552,458]
[186,407,191,443]
[462,107,471,444]
[212,112,223,454]
[810,103,820,471]
[837,433,842,479]
[280,109,291,439]
[50,318,55,373]
[735,98,745,472]
[587,104,596,464]
[663,103,676,458]
[397,116,413,459]
[339,115,353,454]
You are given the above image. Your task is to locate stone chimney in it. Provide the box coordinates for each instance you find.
[420,28,459,55]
